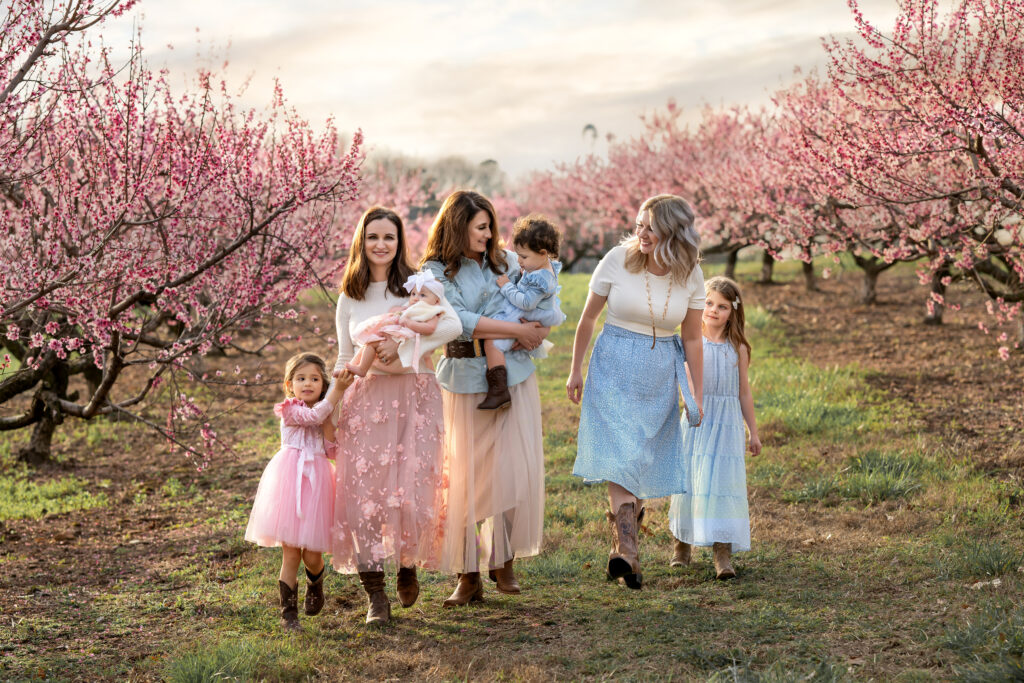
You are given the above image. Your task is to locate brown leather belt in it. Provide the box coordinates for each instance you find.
[444,340,485,358]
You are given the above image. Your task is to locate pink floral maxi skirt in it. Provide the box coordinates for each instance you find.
[436,373,545,573]
[331,372,446,573]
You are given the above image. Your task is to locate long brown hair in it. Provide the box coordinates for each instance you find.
[282,352,329,400]
[704,276,752,362]
[341,206,416,300]
[623,194,701,285]
[419,190,508,279]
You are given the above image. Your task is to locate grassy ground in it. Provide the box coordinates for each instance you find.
[1,258,1023,681]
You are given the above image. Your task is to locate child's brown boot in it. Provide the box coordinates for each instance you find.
[713,542,736,580]
[477,366,511,410]
[670,539,692,567]
[304,566,326,616]
[278,580,302,631]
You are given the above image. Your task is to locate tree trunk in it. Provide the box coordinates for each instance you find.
[724,247,740,281]
[1018,318,1024,349]
[17,407,58,465]
[923,266,949,326]
[758,251,775,285]
[861,268,881,305]
[802,261,817,291]
[16,363,68,465]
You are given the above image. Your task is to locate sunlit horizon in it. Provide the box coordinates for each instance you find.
[106,0,901,178]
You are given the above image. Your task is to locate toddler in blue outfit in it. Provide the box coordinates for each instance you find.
[479,215,566,410]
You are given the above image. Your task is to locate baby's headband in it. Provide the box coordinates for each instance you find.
[404,270,444,300]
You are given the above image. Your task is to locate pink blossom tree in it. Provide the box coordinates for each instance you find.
[0,1,364,464]
[815,0,1024,340]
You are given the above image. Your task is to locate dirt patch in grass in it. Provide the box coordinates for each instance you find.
[746,266,1023,472]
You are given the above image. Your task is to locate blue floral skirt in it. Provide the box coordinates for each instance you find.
[572,324,699,499]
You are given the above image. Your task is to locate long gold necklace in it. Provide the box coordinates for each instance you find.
[643,267,672,350]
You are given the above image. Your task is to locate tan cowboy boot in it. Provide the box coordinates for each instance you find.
[670,539,692,567]
[477,366,511,410]
[713,542,736,580]
[396,566,419,608]
[278,580,302,632]
[606,502,642,589]
[358,571,390,625]
[488,559,521,594]
[304,566,326,616]
[442,572,484,607]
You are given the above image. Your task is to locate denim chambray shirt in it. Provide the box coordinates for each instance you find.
[423,250,537,394]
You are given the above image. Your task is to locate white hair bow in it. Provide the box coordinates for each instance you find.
[404,270,445,299]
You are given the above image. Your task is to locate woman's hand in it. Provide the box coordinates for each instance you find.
[566,369,584,405]
[748,433,762,457]
[515,321,545,351]
[496,274,510,287]
[375,337,400,364]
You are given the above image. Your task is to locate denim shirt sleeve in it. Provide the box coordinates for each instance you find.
[499,275,546,311]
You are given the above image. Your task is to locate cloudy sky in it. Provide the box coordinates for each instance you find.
[105,0,900,178]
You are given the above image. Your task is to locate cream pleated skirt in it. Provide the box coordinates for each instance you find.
[435,373,545,573]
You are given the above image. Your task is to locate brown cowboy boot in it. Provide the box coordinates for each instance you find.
[670,539,692,567]
[396,566,419,608]
[477,366,511,410]
[713,542,736,580]
[304,566,326,616]
[442,572,484,607]
[488,558,521,594]
[606,502,642,589]
[620,505,645,589]
[278,580,302,631]
[358,571,390,625]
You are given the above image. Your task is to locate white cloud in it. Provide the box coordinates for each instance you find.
[102,0,903,176]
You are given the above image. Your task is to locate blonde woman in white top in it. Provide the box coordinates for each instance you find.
[566,194,705,590]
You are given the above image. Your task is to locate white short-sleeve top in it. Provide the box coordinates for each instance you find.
[589,245,705,337]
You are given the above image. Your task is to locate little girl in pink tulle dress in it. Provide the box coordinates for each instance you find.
[345,270,449,376]
[244,352,353,631]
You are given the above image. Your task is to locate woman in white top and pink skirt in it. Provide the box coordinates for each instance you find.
[332,206,462,625]
[566,194,705,590]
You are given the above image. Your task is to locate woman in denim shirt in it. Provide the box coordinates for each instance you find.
[421,190,549,607]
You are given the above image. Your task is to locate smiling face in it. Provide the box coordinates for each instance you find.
[363,217,399,272]
[635,210,659,255]
[464,210,492,257]
[286,362,325,405]
[514,243,549,272]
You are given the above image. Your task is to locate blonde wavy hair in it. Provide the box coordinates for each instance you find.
[622,194,701,284]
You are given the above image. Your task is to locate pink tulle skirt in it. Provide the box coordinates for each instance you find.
[331,372,446,573]
[244,447,335,553]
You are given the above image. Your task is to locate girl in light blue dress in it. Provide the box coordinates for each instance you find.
[669,276,761,579]
[478,215,566,410]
